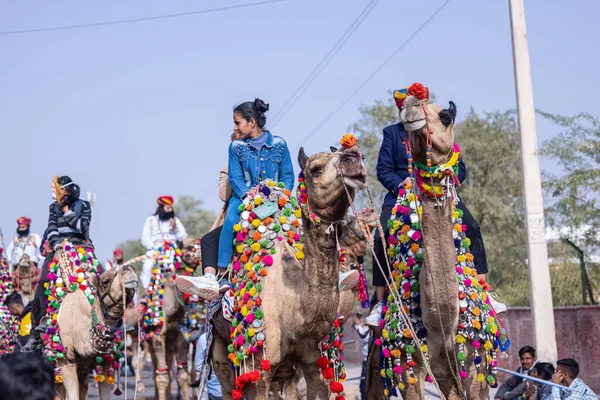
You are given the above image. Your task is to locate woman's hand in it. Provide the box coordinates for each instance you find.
[61,204,70,214]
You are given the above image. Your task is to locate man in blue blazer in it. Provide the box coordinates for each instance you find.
[365,94,506,327]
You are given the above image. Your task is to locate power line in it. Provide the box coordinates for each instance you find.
[269,0,381,128]
[294,0,452,150]
[0,0,284,36]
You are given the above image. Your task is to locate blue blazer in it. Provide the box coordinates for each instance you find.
[377,123,467,208]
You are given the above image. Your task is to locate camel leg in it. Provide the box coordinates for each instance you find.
[77,365,91,400]
[150,335,171,400]
[95,364,112,400]
[60,363,80,400]
[165,343,176,400]
[176,333,191,400]
[301,362,329,400]
[285,376,301,400]
[133,335,147,392]
[212,333,235,400]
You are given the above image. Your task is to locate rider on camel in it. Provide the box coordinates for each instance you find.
[140,196,188,290]
[6,217,42,273]
[24,175,94,351]
[105,248,125,270]
[365,88,506,327]
[176,98,359,299]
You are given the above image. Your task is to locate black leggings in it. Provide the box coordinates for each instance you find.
[201,226,222,274]
[371,201,488,287]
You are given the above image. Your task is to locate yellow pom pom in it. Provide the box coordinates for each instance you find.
[249,287,257,296]
[78,247,85,254]
[380,370,386,378]
[245,263,252,271]
[296,251,304,260]
[477,373,485,382]
[382,329,389,339]
[252,219,261,228]
[268,181,276,187]
[457,255,467,263]
[295,243,303,251]
[421,344,428,353]
[236,245,245,254]
[456,334,466,344]
[254,196,263,205]
[295,209,302,218]
[241,306,248,316]
[251,243,261,252]
[280,216,287,224]
[234,224,242,232]
[484,340,493,350]
[398,383,405,390]
[248,327,255,337]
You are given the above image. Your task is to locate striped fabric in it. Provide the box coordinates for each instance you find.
[46,199,92,250]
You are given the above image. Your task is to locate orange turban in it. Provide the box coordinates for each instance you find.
[157,196,174,206]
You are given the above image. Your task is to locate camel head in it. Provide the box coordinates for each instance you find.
[298,135,367,223]
[181,238,201,270]
[97,264,138,317]
[17,254,32,272]
[359,208,378,229]
[399,82,456,165]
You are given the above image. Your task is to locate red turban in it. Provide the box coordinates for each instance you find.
[157,196,174,206]
[16,216,32,226]
[114,249,124,256]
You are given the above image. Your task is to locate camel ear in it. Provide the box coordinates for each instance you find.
[439,101,457,127]
[330,146,339,153]
[298,147,308,171]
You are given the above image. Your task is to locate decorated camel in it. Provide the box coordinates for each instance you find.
[140,243,193,400]
[365,84,508,400]
[42,244,138,400]
[208,137,367,400]
[12,253,39,306]
[270,208,377,400]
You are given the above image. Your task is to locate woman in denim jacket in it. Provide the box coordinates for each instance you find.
[177,98,295,299]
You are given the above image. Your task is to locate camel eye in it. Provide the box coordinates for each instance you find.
[310,166,321,177]
[102,278,111,286]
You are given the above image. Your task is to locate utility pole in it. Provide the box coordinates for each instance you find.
[509,0,558,363]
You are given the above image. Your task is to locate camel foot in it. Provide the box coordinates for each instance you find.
[137,380,146,393]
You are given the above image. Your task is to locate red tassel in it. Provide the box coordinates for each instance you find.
[249,369,261,382]
[316,356,330,369]
[232,389,243,400]
[322,367,334,380]
[330,381,344,393]
[335,397,346,400]
[260,359,271,372]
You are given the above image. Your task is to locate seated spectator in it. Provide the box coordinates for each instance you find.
[551,358,596,400]
[4,292,34,346]
[495,345,538,400]
[523,362,554,400]
[0,351,57,400]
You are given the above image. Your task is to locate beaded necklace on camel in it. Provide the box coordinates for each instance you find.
[43,243,123,385]
[142,242,185,339]
[0,258,19,355]
[378,84,509,397]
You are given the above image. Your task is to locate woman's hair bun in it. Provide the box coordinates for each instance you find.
[254,98,269,113]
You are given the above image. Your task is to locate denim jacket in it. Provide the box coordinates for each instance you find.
[228,130,295,199]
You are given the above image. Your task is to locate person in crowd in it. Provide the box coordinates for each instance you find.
[495,345,538,400]
[551,358,596,400]
[140,196,187,289]
[0,351,58,399]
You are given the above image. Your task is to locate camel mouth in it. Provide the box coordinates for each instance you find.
[123,280,138,290]
[404,118,427,132]
[344,175,367,190]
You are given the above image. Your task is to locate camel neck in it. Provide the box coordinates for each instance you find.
[301,216,340,312]
[419,197,459,329]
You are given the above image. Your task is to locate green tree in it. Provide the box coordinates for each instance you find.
[176,195,217,239]
[540,112,600,304]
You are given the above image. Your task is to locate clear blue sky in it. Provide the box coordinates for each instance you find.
[1,0,598,261]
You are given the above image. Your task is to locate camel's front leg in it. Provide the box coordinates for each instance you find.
[301,362,329,400]
[150,334,171,400]
[132,335,147,393]
[212,332,236,400]
[176,333,191,400]
[59,363,80,400]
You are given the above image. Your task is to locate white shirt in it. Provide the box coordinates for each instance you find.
[6,233,42,268]
[141,216,187,251]
[105,259,124,270]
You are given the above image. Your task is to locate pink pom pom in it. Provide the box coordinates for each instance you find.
[237,335,246,345]
[402,282,411,291]
[233,262,241,272]
[375,338,382,346]
[407,257,415,267]
[398,189,405,196]
[460,370,468,379]
[411,231,421,241]
[472,341,481,349]
[243,292,250,302]
[393,366,403,375]
[236,232,244,242]
[248,346,258,353]
[492,360,498,367]
[464,279,472,287]
[426,375,433,383]
[263,255,273,266]
[462,224,467,233]
[403,269,412,279]
[456,266,464,274]
[246,313,255,323]
[382,349,391,358]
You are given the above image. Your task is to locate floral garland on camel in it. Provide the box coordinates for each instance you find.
[0,255,19,355]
